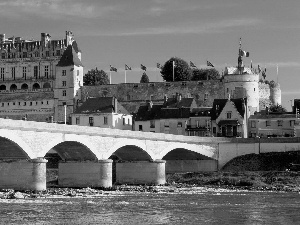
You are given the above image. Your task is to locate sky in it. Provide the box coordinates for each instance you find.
[1,0,300,110]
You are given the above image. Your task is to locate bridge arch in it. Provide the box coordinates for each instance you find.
[0,130,34,159]
[104,139,155,160]
[40,135,99,160]
[158,143,216,160]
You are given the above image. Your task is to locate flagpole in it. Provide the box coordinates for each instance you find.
[277,64,279,83]
[109,71,112,84]
[125,70,127,84]
[172,61,175,82]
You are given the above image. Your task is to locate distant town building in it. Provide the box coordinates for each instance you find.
[71,97,132,130]
[211,98,249,138]
[0,31,83,122]
[248,111,297,138]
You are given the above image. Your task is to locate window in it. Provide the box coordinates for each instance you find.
[30,102,32,106]
[35,52,39,57]
[24,102,26,106]
[46,51,49,57]
[89,117,94,126]
[103,116,108,125]
[56,50,60,56]
[11,67,15,80]
[123,118,125,125]
[76,117,80,125]
[11,53,15,58]
[22,67,26,78]
[62,70,66,76]
[23,52,27,58]
[227,112,232,119]
[62,102,66,106]
[34,66,38,78]
[1,53,5,59]
[77,70,79,76]
[44,66,49,78]
[1,103,3,107]
[150,120,155,128]
[266,120,271,127]
[62,90,66,96]
[196,120,200,127]
[251,121,256,128]
[204,93,209,100]
[62,81,66,86]
[164,121,169,127]
[177,122,182,127]
[0,68,5,79]
[278,120,283,127]
[290,120,295,127]
[139,125,143,131]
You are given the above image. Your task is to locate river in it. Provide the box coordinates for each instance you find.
[0,189,299,224]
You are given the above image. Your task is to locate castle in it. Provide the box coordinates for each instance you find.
[0,32,281,122]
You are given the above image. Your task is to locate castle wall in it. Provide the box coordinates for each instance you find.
[81,80,225,108]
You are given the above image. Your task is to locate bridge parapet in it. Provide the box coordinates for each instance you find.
[0,118,230,144]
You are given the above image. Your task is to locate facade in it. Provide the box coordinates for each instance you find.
[71,97,132,130]
[186,107,211,136]
[248,112,297,138]
[134,94,197,135]
[0,31,83,122]
[211,98,249,138]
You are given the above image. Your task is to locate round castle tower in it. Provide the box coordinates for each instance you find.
[223,39,259,115]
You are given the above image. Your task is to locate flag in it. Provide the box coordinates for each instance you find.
[156,63,162,69]
[258,65,261,73]
[276,64,278,75]
[110,65,117,72]
[141,64,147,71]
[240,50,249,57]
[190,61,197,68]
[251,60,253,69]
[125,64,131,70]
[207,61,214,67]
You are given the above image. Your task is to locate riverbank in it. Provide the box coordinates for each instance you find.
[1,171,299,199]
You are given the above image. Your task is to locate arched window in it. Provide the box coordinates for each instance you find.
[43,82,51,89]
[0,85,6,90]
[10,84,17,91]
[32,83,40,89]
[21,83,28,90]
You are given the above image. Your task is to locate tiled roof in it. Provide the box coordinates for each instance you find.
[134,104,163,121]
[135,97,196,121]
[190,107,212,117]
[0,92,54,102]
[211,98,246,120]
[73,97,129,114]
[57,45,83,67]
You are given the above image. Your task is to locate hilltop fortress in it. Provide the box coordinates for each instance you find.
[0,31,281,122]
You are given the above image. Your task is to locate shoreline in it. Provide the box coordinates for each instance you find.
[1,171,300,199]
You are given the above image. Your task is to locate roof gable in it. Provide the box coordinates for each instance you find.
[57,45,83,67]
[211,98,246,121]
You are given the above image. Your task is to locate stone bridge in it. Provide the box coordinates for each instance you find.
[1,118,300,190]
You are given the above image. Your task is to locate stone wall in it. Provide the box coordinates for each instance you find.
[81,80,225,110]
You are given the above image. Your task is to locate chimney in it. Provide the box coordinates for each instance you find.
[113,97,118,113]
[164,94,168,103]
[147,100,153,111]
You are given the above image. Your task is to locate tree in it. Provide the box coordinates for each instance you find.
[83,68,109,85]
[140,72,149,83]
[269,104,287,113]
[160,57,192,81]
[191,68,220,81]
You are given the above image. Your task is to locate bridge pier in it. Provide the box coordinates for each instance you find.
[0,157,48,191]
[58,159,113,188]
[116,160,166,185]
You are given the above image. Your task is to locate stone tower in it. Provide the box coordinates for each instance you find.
[54,32,83,123]
[223,39,259,115]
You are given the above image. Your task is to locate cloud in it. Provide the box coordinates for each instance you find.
[0,0,121,19]
[96,18,260,36]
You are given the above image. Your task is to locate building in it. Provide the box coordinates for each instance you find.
[71,97,132,130]
[186,107,212,136]
[211,98,249,138]
[134,94,197,135]
[248,112,297,138]
[0,31,83,122]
